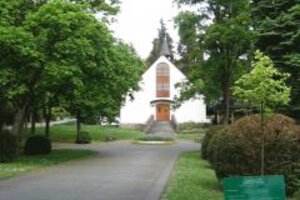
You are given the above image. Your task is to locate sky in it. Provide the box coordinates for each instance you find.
[110,0,180,59]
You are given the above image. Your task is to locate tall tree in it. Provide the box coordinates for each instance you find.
[175,0,253,124]
[0,0,143,143]
[251,1,300,119]
[25,0,142,137]
[146,19,175,65]
[0,27,41,136]
[0,0,47,135]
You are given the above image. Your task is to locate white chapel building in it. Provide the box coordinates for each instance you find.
[120,39,208,126]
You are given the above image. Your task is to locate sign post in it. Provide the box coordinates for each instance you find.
[223,175,286,200]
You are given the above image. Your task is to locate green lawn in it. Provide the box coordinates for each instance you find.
[162,151,223,200]
[176,133,203,141]
[34,124,144,143]
[176,128,206,141]
[0,149,96,179]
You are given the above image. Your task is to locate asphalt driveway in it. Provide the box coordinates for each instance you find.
[0,141,199,200]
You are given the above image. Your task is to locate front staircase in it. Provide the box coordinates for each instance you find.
[147,121,176,136]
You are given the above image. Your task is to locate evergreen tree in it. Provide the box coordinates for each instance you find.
[146,19,174,66]
[251,0,300,119]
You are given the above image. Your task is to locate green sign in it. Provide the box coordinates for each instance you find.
[223,175,286,200]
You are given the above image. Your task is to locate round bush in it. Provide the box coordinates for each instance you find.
[24,135,52,155]
[208,114,300,196]
[0,130,17,163]
[201,125,225,160]
[75,131,91,144]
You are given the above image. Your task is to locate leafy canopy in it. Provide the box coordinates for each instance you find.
[233,50,291,112]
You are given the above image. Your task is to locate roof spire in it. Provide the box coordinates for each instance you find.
[160,36,171,58]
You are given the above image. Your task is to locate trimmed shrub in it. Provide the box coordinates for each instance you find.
[207,128,230,165]
[0,130,17,162]
[24,135,51,155]
[201,125,225,160]
[208,114,300,196]
[75,131,91,144]
[105,134,117,142]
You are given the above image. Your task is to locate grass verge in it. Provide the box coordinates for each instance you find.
[34,124,143,143]
[0,149,97,179]
[162,151,297,200]
[176,133,203,141]
[162,151,223,200]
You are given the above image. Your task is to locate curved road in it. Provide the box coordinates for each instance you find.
[0,141,199,200]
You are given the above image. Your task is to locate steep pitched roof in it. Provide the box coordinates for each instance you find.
[159,37,171,57]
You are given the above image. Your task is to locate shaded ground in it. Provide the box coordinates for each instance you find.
[0,141,199,200]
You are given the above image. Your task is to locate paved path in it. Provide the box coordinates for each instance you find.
[0,141,199,200]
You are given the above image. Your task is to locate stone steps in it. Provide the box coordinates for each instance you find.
[147,121,176,136]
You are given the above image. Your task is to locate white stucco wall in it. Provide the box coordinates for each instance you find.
[120,56,208,124]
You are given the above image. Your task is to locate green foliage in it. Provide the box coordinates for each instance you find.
[175,0,253,123]
[201,125,225,160]
[24,135,52,155]
[251,1,300,119]
[0,26,40,102]
[233,51,291,112]
[174,11,204,74]
[0,0,47,27]
[0,0,143,139]
[208,114,300,196]
[82,113,99,125]
[0,130,17,163]
[51,107,70,120]
[206,127,228,165]
[75,131,92,144]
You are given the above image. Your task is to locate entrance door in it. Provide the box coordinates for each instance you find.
[156,104,170,121]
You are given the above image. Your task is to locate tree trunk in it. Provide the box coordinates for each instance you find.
[30,108,37,135]
[12,106,26,137]
[223,83,230,125]
[44,104,51,138]
[260,103,265,175]
[76,110,81,142]
[12,106,26,153]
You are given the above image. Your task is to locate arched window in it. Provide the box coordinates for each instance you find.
[157,63,169,76]
[156,63,170,97]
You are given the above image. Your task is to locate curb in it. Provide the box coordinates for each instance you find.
[132,141,176,145]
